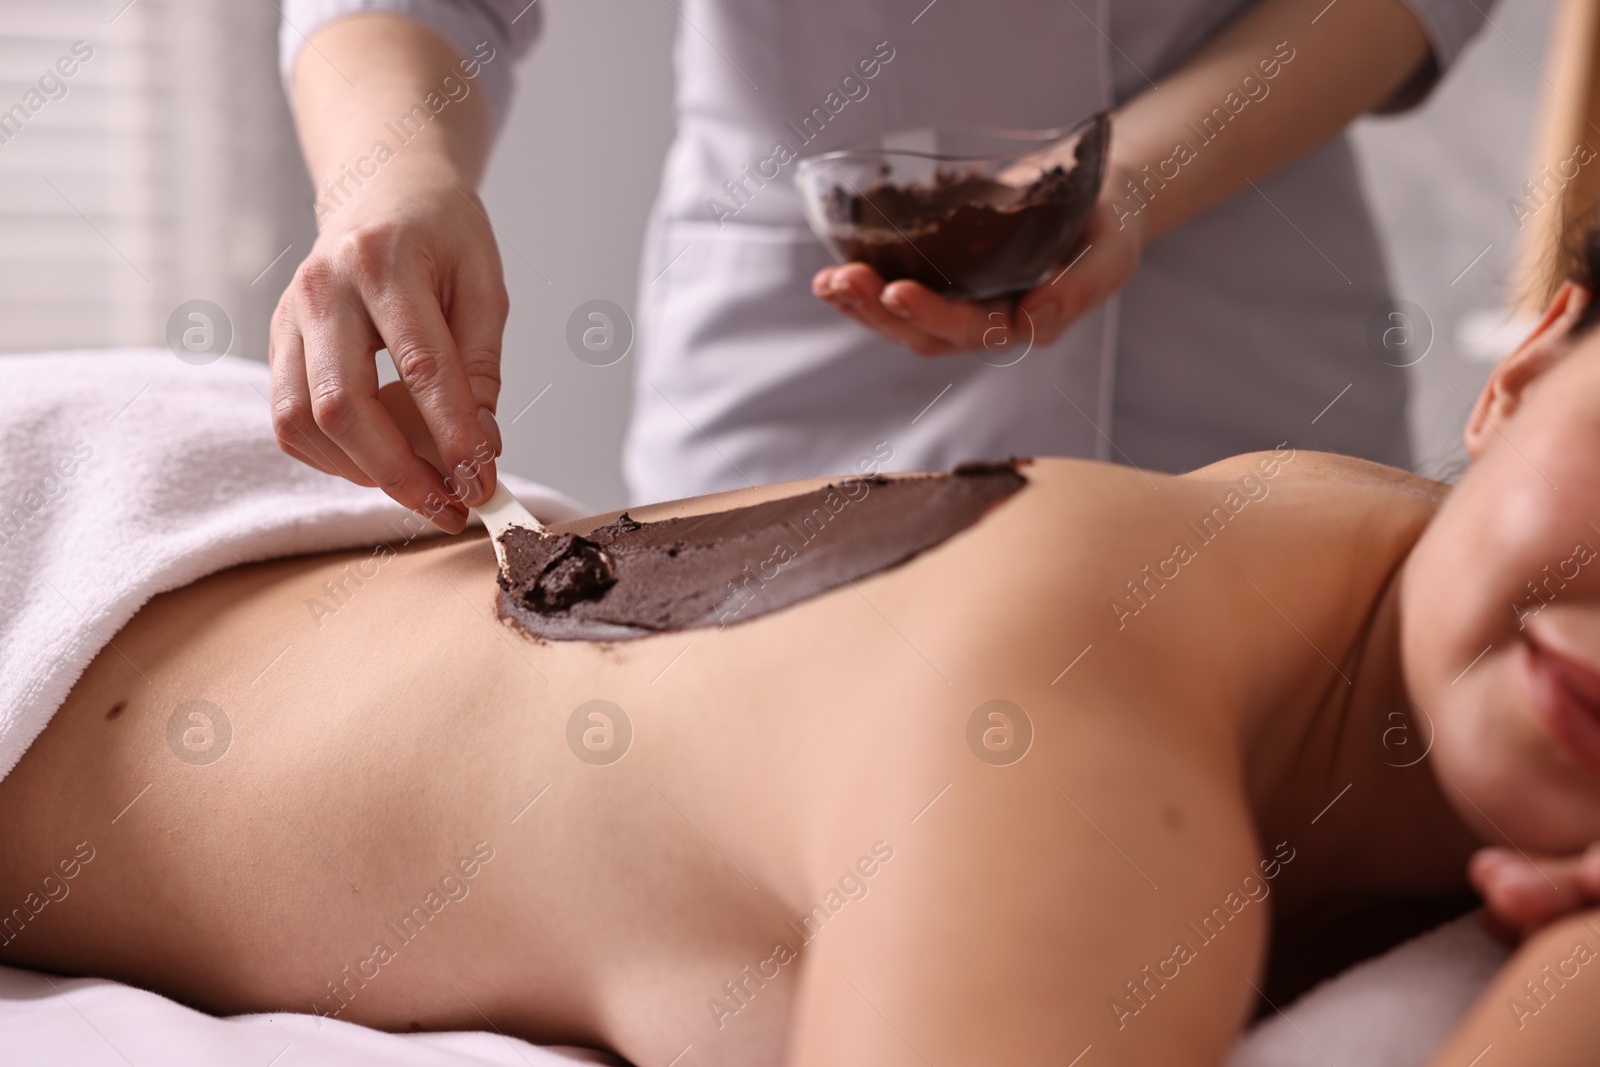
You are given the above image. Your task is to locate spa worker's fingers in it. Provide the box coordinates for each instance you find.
[335,200,506,506]
[270,15,505,533]
[1470,843,1600,939]
[812,262,989,355]
[812,176,1144,357]
[267,294,376,485]
[271,192,501,533]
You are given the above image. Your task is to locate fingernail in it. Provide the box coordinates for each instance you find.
[451,459,488,509]
[1468,849,1516,887]
[1496,863,1555,898]
[1472,850,1513,877]
[825,278,864,307]
[431,504,470,534]
[478,406,503,458]
[882,295,911,319]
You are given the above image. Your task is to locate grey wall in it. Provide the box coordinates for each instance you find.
[0,0,313,361]
[1350,0,1555,480]
[478,1,678,511]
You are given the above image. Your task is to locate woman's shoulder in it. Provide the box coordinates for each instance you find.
[1182,447,1452,506]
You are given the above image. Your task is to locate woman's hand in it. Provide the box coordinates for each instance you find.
[269,164,506,534]
[1469,844,1600,941]
[810,171,1143,358]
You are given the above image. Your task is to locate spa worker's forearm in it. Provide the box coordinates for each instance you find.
[290,15,492,199]
[271,14,511,531]
[1107,0,1431,242]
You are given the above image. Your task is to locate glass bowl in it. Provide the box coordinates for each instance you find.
[795,111,1111,301]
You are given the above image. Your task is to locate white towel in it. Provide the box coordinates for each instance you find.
[0,349,586,782]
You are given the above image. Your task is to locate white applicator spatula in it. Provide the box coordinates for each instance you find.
[377,381,548,570]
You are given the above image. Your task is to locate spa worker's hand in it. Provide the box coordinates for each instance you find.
[270,15,504,534]
[814,0,1432,359]
[811,174,1143,357]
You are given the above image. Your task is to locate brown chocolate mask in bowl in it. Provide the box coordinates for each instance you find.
[823,112,1109,300]
[496,462,1028,641]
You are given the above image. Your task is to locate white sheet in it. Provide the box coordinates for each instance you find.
[0,913,1507,1065]
[0,961,622,1065]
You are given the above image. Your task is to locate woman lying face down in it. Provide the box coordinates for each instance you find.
[6,284,1600,1066]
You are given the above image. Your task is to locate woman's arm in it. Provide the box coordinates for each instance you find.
[1108,0,1429,242]
[271,14,505,532]
[1428,907,1600,1066]
[815,0,1433,355]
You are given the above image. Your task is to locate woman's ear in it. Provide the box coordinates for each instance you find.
[1464,281,1593,458]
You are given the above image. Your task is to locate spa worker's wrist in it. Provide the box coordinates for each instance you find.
[1005,159,1146,346]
